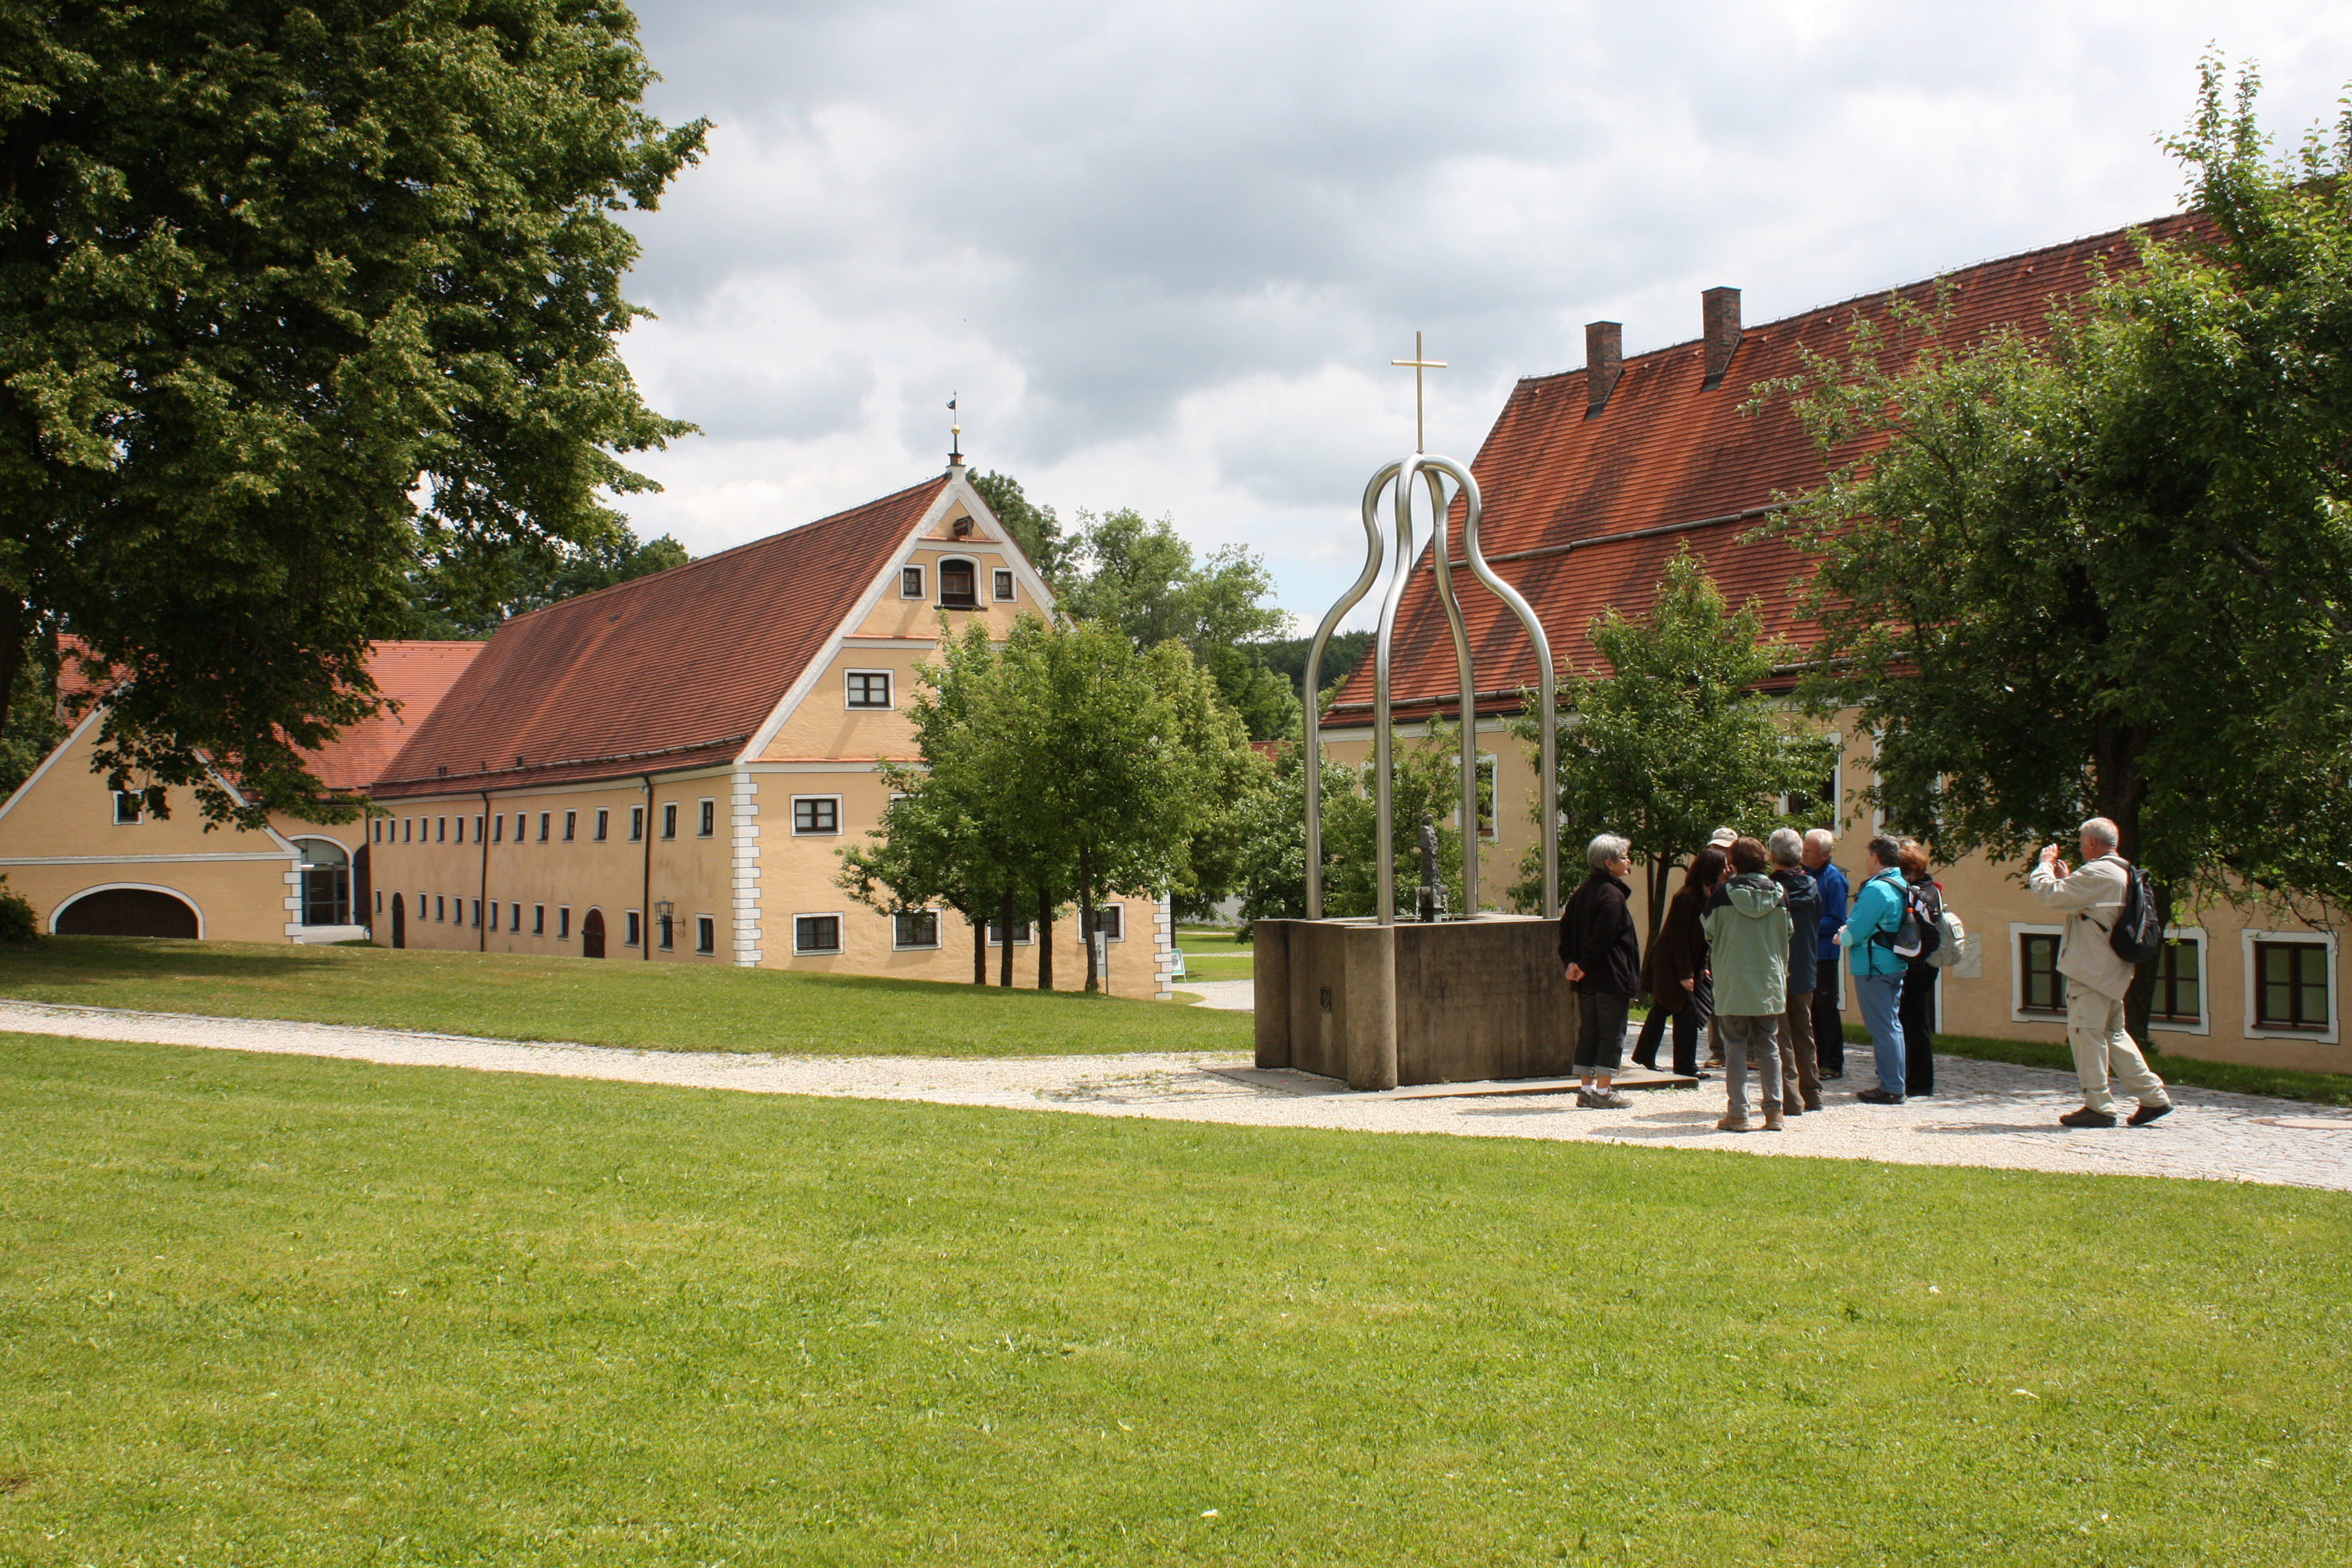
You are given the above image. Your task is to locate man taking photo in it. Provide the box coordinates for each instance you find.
[2028,817,2173,1128]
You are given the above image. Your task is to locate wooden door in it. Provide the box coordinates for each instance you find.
[581,907,605,959]
[390,893,405,949]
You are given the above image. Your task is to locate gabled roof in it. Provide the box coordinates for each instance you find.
[1331,213,2205,717]
[372,476,950,796]
[307,642,487,792]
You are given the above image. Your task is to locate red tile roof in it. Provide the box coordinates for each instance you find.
[373,476,949,796]
[1330,213,2204,718]
[305,642,487,792]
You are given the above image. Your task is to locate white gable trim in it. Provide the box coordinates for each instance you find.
[735,471,1059,767]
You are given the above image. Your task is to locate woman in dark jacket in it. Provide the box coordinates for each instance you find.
[1632,847,1726,1078]
[1897,839,1943,1097]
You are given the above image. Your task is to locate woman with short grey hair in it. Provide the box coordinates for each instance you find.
[1560,832,1642,1108]
[1587,832,1632,872]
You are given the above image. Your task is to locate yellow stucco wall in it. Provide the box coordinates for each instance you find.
[1320,710,2350,1073]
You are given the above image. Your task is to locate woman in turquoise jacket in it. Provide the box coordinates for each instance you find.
[1844,835,1911,1103]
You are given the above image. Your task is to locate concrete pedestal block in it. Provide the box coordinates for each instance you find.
[1251,914,1571,1089]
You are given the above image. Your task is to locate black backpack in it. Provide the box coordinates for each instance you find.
[2108,862,2163,966]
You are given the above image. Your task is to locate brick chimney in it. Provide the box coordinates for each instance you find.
[1584,321,1623,418]
[1701,286,1742,389]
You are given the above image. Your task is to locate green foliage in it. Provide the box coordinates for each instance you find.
[403,526,691,639]
[0,936,1247,1054]
[0,635,65,799]
[1760,59,2352,925]
[1056,508,1299,742]
[1509,549,1836,930]
[0,1,706,827]
[845,613,1258,990]
[1227,723,1473,927]
[11,1035,2350,1563]
[0,876,36,943]
[966,468,1068,581]
[1258,628,1372,706]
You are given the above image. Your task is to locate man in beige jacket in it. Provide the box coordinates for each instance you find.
[2028,816,2173,1128]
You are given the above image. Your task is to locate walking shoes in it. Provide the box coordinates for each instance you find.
[2128,1103,2174,1126]
[2058,1107,2119,1128]
[1853,1088,1904,1105]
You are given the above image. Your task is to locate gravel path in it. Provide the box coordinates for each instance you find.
[5,999,2349,1191]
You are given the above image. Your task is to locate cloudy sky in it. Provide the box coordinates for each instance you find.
[612,1,2352,624]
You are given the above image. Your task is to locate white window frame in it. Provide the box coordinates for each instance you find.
[899,564,926,600]
[695,913,717,955]
[2008,922,2067,1024]
[2241,929,2339,1045]
[624,909,642,948]
[112,791,143,824]
[937,555,980,608]
[795,912,844,954]
[992,568,1016,602]
[2147,926,2211,1038]
[791,795,842,836]
[558,905,571,940]
[843,669,894,710]
[697,797,715,838]
[594,808,609,842]
[892,909,940,950]
[987,917,1034,947]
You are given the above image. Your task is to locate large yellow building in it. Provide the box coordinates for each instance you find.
[363,466,1175,997]
[1325,218,2342,1074]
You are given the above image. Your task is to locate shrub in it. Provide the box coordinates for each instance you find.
[0,878,39,944]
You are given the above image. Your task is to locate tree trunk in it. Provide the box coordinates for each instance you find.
[2095,721,2158,1051]
[1081,843,1099,994]
[1036,884,1054,991]
[1642,854,1669,948]
[970,901,987,985]
[998,889,1016,987]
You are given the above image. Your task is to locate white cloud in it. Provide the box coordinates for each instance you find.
[615,0,2352,618]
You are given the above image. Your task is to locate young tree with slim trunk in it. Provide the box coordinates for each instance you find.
[1509,549,1837,940]
[1760,60,2352,1041]
[0,1,705,826]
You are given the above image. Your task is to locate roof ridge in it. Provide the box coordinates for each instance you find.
[496,472,953,627]
[1520,210,2194,385]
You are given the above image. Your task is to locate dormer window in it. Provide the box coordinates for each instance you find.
[939,558,978,608]
[900,565,924,599]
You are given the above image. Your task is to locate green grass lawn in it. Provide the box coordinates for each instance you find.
[1175,926,1254,982]
[0,937,1250,1058]
[4,1034,2344,1566]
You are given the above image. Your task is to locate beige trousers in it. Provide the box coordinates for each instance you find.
[2065,987,2169,1114]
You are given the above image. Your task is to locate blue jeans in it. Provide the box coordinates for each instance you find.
[1853,972,1905,1097]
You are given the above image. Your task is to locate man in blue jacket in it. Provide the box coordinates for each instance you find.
[1803,828,1849,1079]
[1845,835,1910,1104]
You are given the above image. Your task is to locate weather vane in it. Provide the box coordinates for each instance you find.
[1390,330,1446,453]
[948,393,961,463]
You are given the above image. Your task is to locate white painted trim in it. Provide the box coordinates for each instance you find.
[2007,921,2067,1024]
[841,637,939,650]
[933,553,984,608]
[742,760,896,776]
[992,565,1017,604]
[51,882,206,938]
[730,768,761,966]
[379,767,735,807]
[898,562,926,600]
[792,910,846,954]
[890,907,941,950]
[291,924,369,945]
[2149,925,2211,1037]
[842,668,896,710]
[2241,928,2340,1045]
[789,794,843,835]
[0,850,296,866]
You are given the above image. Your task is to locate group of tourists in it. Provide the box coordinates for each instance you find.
[1556,818,2170,1131]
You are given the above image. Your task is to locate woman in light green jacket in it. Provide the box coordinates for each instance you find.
[1700,836,1794,1132]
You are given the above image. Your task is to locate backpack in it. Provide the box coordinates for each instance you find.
[2107,862,2163,967]
[1926,905,1967,969]
[1869,875,1924,960]
[1905,884,1943,961]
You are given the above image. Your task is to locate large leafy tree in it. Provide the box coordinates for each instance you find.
[1761,61,2352,1032]
[1055,507,1299,742]
[0,0,706,825]
[405,524,690,639]
[965,469,1067,582]
[1509,549,1836,938]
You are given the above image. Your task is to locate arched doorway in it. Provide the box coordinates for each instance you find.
[54,886,200,939]
[581,908,605,959]
[292,839,351,925]
[390,892,405,949]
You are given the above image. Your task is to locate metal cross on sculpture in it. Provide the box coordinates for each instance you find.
[1389,330,1446,453]
[1299,337,1560,925]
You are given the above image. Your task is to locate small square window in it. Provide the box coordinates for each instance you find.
[847,671,891,709]
[473,815,484,842]
[594,808,609,842]
[629,806,644,842]
[488,900,499,929]
[470,899,480,929]
[792,796,840,835]
[538,812,550,843]
[403,819,413,843]
[509,903,521,933]
[993,569,1015,602]
[697,915,717,955]
[513,812,526,841]
[563,811,577,842]
[988,918,1033,947]
[455,816,466,844]
[658,913,675,950]
[1097,905,1125,941]
[2255,940,2329,1030]
[900,565,925,599]
[493,815,504,843]
[435,895,445,922]
[624,910,642,948]
[436,816,446,843]
[2152,937,2201,1024]
[533,904,546,936]
[661,804,677,839]
[558,906,571,940]
[2018,933,2064,1015]
[698,799,714,837]
[113,791,140,824]
[894,910,939,949]
[795,914,841,953]
[372,819,381,843]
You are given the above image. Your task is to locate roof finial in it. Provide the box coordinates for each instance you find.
[948,393,962,467]
[1389,331,1447,453]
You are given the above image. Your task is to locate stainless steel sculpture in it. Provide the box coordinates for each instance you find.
[1303,451,1559,925]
